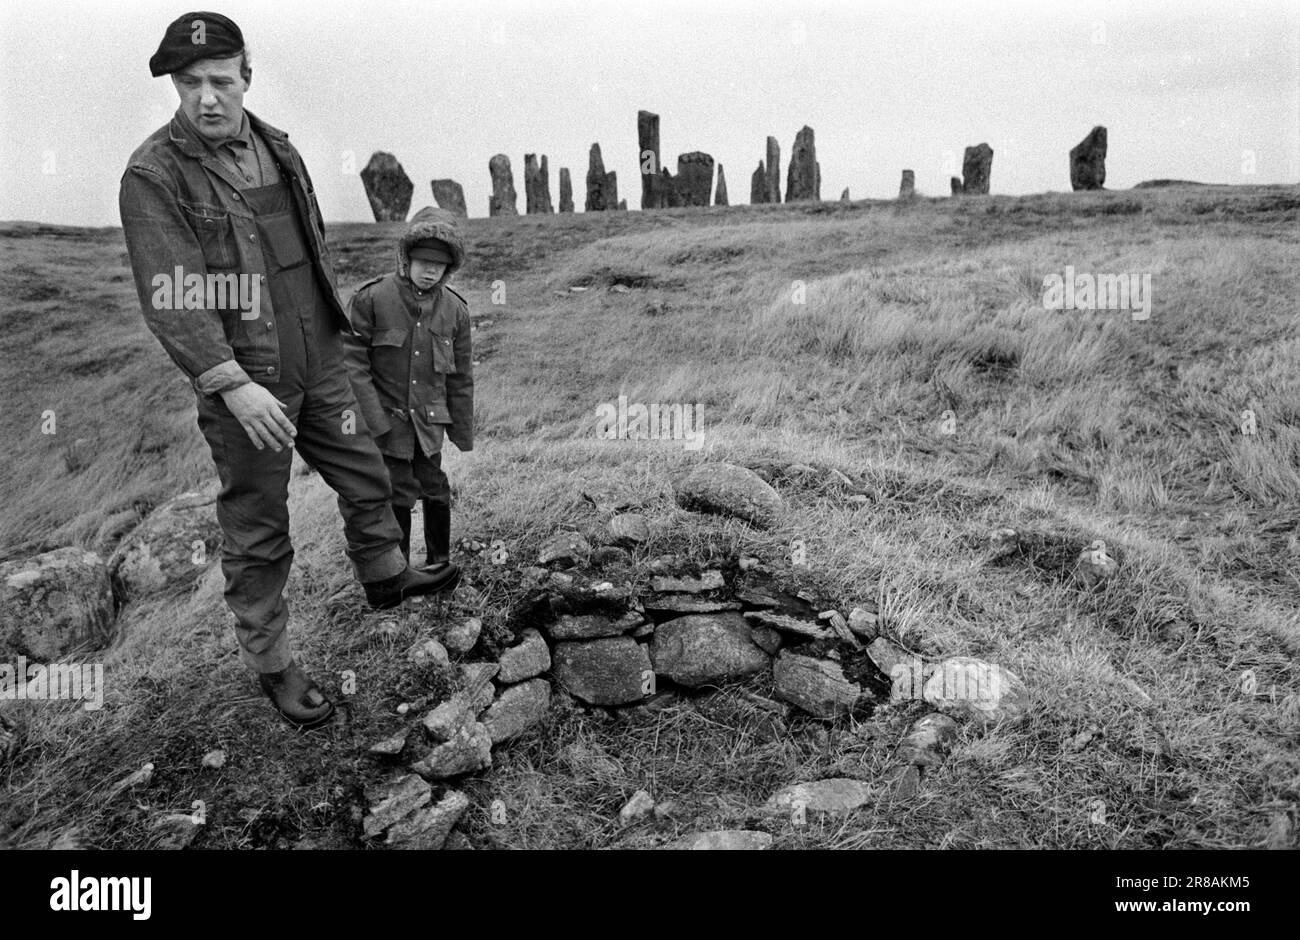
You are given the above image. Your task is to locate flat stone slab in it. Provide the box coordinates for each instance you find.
[766,778,874,814]
[497,628,551,683]
[650,613,770,688]
[552,637,651,705]
[664,830,773,850]
[483,679,551,744]
[772,650,861,719]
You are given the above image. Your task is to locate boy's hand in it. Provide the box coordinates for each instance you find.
[219,383,297,452]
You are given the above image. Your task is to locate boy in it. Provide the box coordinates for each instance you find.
[343,206,474,572]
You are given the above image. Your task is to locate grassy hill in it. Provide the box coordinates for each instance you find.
[1,184,1298,849]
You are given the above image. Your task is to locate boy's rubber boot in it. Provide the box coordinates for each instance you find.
[258,662,335,729]
[364,563,461,610]
[392,505,413,562]
[421,498,452,571]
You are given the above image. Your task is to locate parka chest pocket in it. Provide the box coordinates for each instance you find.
[181,203,238,269]
[430,331,457,373]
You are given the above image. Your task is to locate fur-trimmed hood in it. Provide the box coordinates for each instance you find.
[397,205,466,291]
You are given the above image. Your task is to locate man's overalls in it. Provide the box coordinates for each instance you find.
[195,173,405,674]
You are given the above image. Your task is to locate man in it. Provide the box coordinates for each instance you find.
[118,11,459,730]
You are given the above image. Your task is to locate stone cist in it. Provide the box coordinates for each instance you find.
[118,11,459,729]
[342,206,474,574]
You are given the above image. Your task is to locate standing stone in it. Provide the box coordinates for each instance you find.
[488,154,518,216]
[430,179,467,218]
[785,126,818,202]
[765,136,782,202]
[899,169,915,199]
[750,161,767,204]
[714,164,728,206]
[962,143,993,195]
[586,144,610,211]
[638,110,663,209]
[524,154,554,214]
[840,187,850,201]
[558,168,574,212]
[950,176,964,195]
[1070,126,1107,191]
[676,152,714,207]
[360,152,413,222]
[660,168,682,207]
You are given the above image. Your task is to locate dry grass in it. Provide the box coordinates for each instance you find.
[1,183,1298,849]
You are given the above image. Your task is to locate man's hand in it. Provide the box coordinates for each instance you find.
[219,383,297,452]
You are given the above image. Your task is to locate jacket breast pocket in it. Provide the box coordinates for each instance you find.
[181,203,238,269]
[430,331,457,373]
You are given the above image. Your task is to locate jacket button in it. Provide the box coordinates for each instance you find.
[414,351,420,356]
[265,322,273,330]
[266,367,275,374]
[250,234,257,241]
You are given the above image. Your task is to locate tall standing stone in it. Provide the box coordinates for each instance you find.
[750,161,767,204]
[586,143,612,211]
[430,179,467,218]
[840,187,850,201]
[714,164,728,206]
[488,154,518,216]
[360,152,413,222]
[765,136,782,203]
[786,126,818,202]
[676,152,714,207]
[559,168,574,212]
[638,110,663,209]
[950,176,964,195]
[899,169,916,199]
[962,143,993,195]
[524,153,554,214]
[1069,126,1107,190]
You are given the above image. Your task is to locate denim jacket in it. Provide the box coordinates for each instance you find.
[118,108,350,395]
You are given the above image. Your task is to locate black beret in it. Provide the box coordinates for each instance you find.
[149,11,244,77]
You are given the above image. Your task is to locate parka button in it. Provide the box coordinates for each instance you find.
[265,322,273,330]
[250,234,257,241]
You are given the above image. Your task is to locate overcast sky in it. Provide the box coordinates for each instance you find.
[2,0,1296,225]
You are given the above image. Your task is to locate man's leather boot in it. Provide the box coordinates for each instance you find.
[392,504,413,562]
[364,562,461,610]
[421,498,451,572]
[258,662,335,729]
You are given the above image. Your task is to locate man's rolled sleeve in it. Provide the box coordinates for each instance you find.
[195,359,253,396]
[118,165,241,385]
